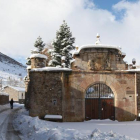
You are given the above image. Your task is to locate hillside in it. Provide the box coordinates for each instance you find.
[0,52,27,87]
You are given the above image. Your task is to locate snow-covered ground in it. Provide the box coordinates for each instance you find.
[0,103,24,140]
[0,104,139,140]
[11,107,139,140]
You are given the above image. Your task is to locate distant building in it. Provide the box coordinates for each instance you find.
[3,86,25,104]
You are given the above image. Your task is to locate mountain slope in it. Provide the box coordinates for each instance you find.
[0,52,27,87]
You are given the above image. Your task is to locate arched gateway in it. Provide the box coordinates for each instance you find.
[27,34,138,122]
[85,83,115,120]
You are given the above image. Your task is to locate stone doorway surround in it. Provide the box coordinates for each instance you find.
[63,71,137,122]
[85,83,115,120]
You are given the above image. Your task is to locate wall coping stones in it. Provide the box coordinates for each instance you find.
[30,67,72,72]
[30,69,140,74]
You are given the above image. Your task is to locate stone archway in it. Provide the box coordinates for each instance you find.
[65,72,136,122]
[85,82,115,120]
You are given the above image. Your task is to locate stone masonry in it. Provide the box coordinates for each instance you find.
[0,95,9,105]
[137,73,140,119]
[28,70,137,121]
[26,36,140,122]
[29,71,63,119]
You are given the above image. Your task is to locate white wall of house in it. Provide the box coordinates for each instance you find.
[18,91,25,99]
[3,86,25,102]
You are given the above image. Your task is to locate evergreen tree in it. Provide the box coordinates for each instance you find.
[62,45,73,68]
[34,36,45,52]
[49,21,75,67]
[26,36,45,66]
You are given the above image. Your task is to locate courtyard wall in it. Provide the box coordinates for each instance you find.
[0,94,9,105]
[28,70,137,121]
[29,71,63,119]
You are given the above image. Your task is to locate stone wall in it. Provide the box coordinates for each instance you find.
[29,71,63,119]
[62,72,85,122]
[63,71,136,121]
[24,78,30,109]
[72,48,127,71]
[31,58,46,69]
[28,70,136,122]
[137,73,140,119]
[0,95,9,105]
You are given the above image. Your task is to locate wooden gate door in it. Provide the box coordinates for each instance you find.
[85,83,115,120]
[85,98,98,120]
[101,99,115,120]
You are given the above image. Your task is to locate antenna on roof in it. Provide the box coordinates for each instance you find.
[95,33,101,45]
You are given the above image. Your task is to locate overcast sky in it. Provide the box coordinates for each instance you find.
[0,0,140,65]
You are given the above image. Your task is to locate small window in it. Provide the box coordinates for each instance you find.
[52,99,57,105]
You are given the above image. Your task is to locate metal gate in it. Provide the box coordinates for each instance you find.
[85,83,115,120]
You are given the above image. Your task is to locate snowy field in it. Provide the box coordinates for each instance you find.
[0,61,26,79]
[7,104,139,140]
[0,57,26,87]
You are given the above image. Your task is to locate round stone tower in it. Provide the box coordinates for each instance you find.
[30,53,47,69]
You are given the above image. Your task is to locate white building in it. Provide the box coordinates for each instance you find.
[3,86,25,104]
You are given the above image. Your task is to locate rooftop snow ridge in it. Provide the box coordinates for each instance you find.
[73,44,123,55]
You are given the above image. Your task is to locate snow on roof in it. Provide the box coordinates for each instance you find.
[72,34,125,56]
[119,68,140,72]
[56,65,62,68]
[4,86,25,92]
[0,92,9,96]
[30,53,47,59]
[44,115,62,119]
[70,59,75,64]
[126,68,140,72]
[73,44,122,56]
[30,67,72,72]
[27,66,31,69]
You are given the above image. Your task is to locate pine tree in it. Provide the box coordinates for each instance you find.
[49,21,75,67]
[34,36,45,52]
[62,45,73,68]
[26,36,45,66]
